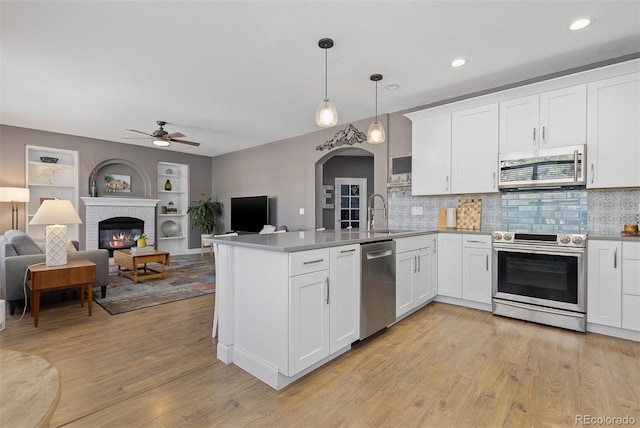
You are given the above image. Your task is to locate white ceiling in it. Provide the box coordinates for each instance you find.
[1,1,639,157]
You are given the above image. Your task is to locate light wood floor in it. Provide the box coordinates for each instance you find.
[1,290,638,427]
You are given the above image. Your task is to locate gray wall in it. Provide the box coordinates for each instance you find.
[211,115,390,232]
[0,125,212,249]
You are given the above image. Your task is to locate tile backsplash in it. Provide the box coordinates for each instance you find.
[388,187,640,236]
[501,190,588,233]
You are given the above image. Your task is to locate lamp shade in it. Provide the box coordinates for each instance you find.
[0,187,30,202]
[30,200,82,225]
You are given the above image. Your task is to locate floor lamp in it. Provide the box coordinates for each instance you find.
[0,187,30,230]
[29,199,82,266]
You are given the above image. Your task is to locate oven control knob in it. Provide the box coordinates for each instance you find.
[572,236,584,245]
[493,232,503,240]
[560,236,571,244]
[503,233,513,241]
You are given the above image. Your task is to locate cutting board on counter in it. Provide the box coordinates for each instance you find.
[456,198,482,230]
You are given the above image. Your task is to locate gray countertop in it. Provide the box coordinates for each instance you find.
[588,234,640,242]
[209,228,492,252]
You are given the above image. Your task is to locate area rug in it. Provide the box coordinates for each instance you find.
[93,255,215,315]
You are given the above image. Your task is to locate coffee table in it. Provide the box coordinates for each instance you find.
[27,259,96,327]
[114,249,170,283]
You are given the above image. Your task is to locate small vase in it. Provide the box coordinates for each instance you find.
[164,179,172,191]
[90,180,97,197]
[137,238,146,248]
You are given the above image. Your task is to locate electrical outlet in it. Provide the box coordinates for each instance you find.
[299,208,305,215]
[411,206,423,215]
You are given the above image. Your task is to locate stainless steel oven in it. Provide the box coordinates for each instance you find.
[492,231,587,332]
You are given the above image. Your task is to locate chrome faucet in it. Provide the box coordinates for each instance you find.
[367,193,387,231]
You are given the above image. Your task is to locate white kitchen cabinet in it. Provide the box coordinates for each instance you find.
[587,240,622,328]
[461,234,492,304]
[157,161,189,254]
[25,145,79,240]
[437,234,462,298]
[329,244,360,353]
[409,113,451,195]
[396,235,437,319]
[587,72,640,189]
[289,269,330,375]
[499,85,586,153]
[451,104,499,194]
[622,242,640,332]
[289,245,359,376]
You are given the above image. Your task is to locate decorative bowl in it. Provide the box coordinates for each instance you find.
[40,156,58,163]
[166,168,173,174]
[161,220,179,237]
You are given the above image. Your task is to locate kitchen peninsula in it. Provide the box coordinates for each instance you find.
[211,229,430,390]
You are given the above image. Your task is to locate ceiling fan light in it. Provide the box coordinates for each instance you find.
[316,99,338,127]
[367,120,385,144]
[153,139,171,147]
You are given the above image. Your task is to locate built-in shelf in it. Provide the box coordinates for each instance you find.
[25,145,79,241]
[157,161,189,254]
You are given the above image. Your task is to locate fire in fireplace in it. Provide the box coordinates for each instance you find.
[98,216,144,256]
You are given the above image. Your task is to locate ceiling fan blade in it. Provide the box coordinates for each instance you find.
[170,138,201,147]
[122,137,153,139]
[126,129,153,137]
[166,132,186,139]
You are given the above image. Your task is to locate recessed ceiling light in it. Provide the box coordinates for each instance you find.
[570,18,591,30]
[385,83,400,90]
[451,58,466,68]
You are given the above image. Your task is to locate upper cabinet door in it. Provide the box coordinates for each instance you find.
[411,113,452,195]
[499,85,586,153]
[499,95,539,153]
[451,103,499,194]
[587,72,640,189]
[539,85,587,148]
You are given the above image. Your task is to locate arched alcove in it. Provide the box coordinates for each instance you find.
[315,147,375,230]
[88,158,152,198]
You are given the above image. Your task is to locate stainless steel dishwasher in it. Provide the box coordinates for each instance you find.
[360,240,396,340]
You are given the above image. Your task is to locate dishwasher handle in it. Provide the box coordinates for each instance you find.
[366,249,393,260]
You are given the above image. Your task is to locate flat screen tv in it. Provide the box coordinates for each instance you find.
[230,195,269,233]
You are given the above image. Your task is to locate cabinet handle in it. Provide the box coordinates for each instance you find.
[445,176,449,191]
[486,254,489,271]
[340,248,356,254]
[303,259,324,265]
[590,164,594,184]
[326,278,330,304]
[414,255,418,273]
[433,238,437,253]
[532,128,536,145]
[542,126,546,145]
[614,248,617,269]
[417,255,421,272]
[466,239,485,244]
[492,172,496,189]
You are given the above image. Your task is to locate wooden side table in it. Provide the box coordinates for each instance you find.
[27,259,96,327]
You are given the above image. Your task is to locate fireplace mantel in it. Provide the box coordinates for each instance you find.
[81,197,160,207]
[82,197,159,250]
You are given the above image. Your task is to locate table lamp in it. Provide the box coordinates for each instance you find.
[29,199,82,266]
[0,187,30,230]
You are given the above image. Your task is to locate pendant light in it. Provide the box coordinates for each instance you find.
[367,74,385,144]
[315,38,338,127]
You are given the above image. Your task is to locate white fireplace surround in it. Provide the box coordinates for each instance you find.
[81,197,160,250]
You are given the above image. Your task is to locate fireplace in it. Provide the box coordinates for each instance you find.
[99,217,144,256]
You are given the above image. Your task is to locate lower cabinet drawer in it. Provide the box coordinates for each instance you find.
[289,248,330,276]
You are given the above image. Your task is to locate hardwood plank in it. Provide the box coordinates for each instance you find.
[1,295,638,427]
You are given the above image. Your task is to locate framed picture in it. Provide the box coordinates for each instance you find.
[104,174,131,193]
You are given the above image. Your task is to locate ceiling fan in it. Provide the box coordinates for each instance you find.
[125,121,200,147]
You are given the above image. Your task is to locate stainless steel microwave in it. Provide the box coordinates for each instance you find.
[498,145,586,190]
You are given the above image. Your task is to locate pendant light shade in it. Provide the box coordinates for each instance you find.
[315,38,338,127]
[367,74,385,144]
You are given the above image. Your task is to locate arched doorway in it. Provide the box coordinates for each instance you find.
[315,147,374,230]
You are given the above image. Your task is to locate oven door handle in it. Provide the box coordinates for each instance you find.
[493,244,585,256]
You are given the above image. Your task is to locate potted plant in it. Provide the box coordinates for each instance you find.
[133,233,147,248]
[187,194,224,238]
